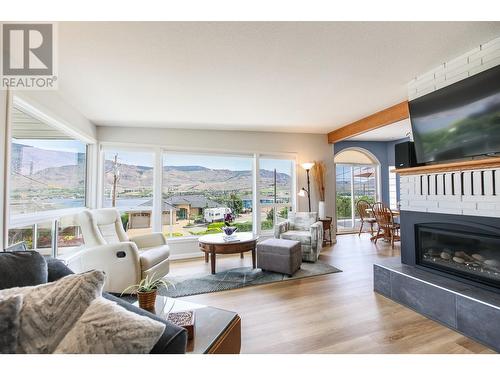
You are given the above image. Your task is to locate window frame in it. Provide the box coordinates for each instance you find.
[257,155,297,235]
[161,150,257,239]
[98,142,298,241]
[334,162,381,233]
[5,95,96,253]
[388,165,398,209]
[99,145,158,235]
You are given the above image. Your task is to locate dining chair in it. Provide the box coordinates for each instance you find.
[356,199,376,236]
[372,202,400,249]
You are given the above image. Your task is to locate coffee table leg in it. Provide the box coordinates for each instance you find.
[240,252,244,259]
[205,252,209,263]
[211,251,216,274]
[251,248,256,269]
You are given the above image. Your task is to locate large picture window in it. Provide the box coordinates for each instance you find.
[259,158,294,231]
[96,149,296,240]
[162,153,254,237]
[103,150,154,236]
[7,103,91,254]
[9,106,87,218]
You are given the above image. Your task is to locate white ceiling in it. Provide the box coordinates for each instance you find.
[57,22,500,134]
[348,118,412,141]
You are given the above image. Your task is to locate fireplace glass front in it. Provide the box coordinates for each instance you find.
[416,223,500,289]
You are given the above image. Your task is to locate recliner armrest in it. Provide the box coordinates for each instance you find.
[130,232,167,249]
[310,221,323,241]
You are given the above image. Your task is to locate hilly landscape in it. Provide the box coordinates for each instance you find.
[11,144,292,195]
[106,160,292,194]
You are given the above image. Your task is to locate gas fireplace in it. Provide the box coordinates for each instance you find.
[416,223,500,289]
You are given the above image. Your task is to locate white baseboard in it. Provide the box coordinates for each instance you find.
[169,252,205,261]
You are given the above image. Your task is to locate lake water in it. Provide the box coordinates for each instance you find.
[11,198,152,216]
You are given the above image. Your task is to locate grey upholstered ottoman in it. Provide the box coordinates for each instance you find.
[257,238,302,276]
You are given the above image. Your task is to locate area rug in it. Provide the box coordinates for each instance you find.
[156,262,341,298]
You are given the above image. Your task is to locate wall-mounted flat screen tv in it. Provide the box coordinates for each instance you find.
[409,64,500,164]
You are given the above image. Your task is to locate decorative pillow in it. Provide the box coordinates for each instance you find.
[0,251,48,289]
[0,295,23,354]
[46,257,75,282]
[98,223,120,244]
[54,297,165,354]
[0,270,104,354]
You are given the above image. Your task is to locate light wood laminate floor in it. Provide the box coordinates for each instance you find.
[170,234,494,353]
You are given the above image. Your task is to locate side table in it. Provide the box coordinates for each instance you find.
[319,217,333,246]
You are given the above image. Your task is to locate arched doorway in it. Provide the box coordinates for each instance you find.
[334,148,381,234]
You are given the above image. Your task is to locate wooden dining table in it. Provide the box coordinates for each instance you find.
[365,208,400,216]
[365,208,400,242]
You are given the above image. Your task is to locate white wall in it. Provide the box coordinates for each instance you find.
[98,126,336,257]
[408,35,500,100]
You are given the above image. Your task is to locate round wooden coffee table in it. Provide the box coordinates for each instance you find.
[198,233,259,274]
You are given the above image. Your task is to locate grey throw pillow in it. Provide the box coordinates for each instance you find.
[0,251,48,289]
[55,297,166,354]
[0,295,23,354]
[0,270,104,354]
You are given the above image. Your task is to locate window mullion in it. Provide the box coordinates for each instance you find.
[32,223,38,250]
[152,148,162,233]
[350,166,355,229]
[253,154,260,236]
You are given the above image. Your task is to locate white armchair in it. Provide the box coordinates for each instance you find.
[77,208,170,293]
[274,212,323,262]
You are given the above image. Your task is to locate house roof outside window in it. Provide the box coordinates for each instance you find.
[139,194,220,210]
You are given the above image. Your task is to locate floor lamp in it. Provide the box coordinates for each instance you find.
[299,162,315,212]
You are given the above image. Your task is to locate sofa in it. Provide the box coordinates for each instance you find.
[274,212,323,262]
[0,251,187,354]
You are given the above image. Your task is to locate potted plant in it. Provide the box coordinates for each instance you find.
[122,273,173,311]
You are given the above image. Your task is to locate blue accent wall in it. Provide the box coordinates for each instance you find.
[334,139,409,205]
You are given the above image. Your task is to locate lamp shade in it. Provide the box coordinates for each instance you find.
[298,188,307,197]
[301,162,315,170]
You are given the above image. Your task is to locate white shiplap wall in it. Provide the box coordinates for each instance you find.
[408,36,500,100]
[400,169,500,218]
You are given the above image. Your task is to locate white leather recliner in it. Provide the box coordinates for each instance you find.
[77,208,170,293]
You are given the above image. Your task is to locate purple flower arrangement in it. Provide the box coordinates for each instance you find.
[223,212,237,236]
[224,212,235,225]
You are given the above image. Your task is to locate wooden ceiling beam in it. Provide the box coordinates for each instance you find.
[327,101,409,144]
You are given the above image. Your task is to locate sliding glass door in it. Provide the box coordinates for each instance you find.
[336,163,377,233]
[335,164,353,232]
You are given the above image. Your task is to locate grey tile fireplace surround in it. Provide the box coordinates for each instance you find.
[374,259,500,352]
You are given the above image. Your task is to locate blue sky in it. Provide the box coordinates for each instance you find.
[14,139,86,153]
[105,151,293,174]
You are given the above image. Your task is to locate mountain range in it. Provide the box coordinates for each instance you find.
[11,143,292,193]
